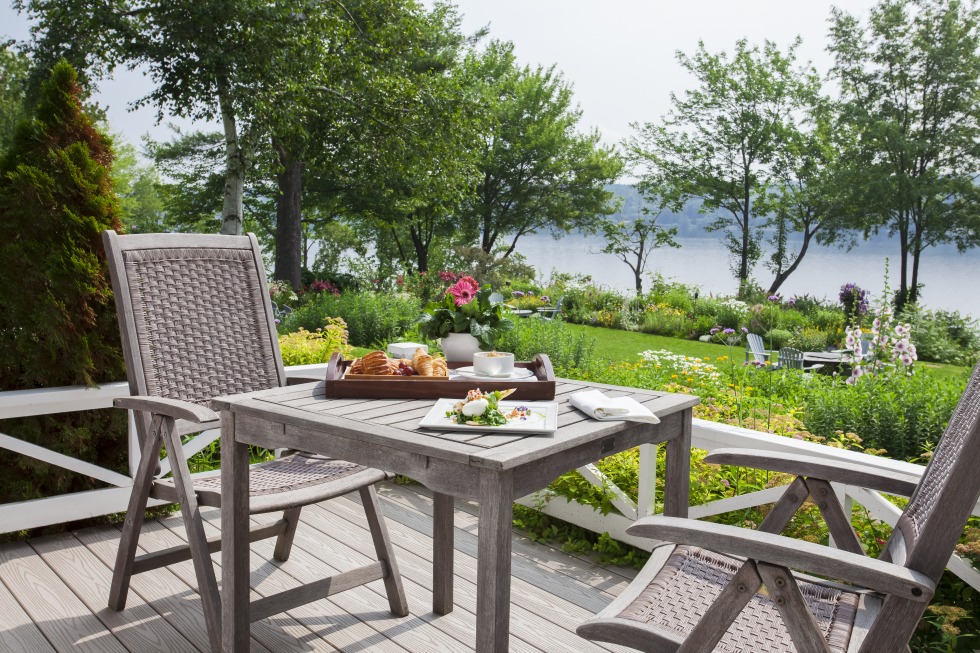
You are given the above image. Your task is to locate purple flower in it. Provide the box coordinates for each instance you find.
[741,327,748,334]
[541,295,550,303]
[710,327,720,335]
[723,328,735,335]
[511,291,525,298]
[767,294,780,303]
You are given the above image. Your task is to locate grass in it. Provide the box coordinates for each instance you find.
[560,322,972,380]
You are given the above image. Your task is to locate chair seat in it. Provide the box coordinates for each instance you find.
[581,545,877,653]
[152,452,392,514]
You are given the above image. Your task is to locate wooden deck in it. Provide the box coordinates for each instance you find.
[0,481,638,653]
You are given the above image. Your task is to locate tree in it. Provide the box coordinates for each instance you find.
[0,61,127,502]
[111,138,164,233]
[830,0,980,309]
[17,0,342,235]
[599,210,680,294]
[0,41,30,154]
[462,40,623,259]
[755,99,859,294]
[627,39,817,295]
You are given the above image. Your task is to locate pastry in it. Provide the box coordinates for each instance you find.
[361,350,392,375]
[348,358,363,375]
[431,358,448,377]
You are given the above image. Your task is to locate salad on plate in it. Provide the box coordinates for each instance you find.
[447,388,531,427]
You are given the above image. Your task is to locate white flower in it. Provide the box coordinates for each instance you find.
[900,353,914,366]
[894,339,909,353]
[873,318,881,329]
[845,335,856,348]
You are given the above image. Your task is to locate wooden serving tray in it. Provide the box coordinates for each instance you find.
[323,353,556,400]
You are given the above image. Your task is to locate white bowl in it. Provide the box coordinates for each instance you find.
[472,351,514,377]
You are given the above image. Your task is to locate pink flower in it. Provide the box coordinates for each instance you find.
[447,277,479,306]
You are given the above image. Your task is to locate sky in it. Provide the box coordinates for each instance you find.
[1,0,881,167]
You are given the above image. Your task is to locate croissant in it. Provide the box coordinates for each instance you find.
[415,353,434,377]
[412,347,428,370]
[431,358,448,377]
[361,350,392,375]
[348,358,363,375]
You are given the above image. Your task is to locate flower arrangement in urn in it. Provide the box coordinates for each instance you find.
[417,276,514,358]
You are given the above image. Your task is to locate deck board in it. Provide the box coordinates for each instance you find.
[0,482,633,653]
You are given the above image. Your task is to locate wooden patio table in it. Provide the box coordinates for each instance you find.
[214,378,698,653]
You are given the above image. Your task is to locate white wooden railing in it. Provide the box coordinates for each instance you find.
[2,368,979,590]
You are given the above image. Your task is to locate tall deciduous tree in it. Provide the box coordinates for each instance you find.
[17,0,336,235]
[830,0,980,309]
[627,39,816,295]
[462,40,622,259]
[755,99,858,294]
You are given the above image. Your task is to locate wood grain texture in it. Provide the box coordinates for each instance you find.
[0,570,57,653]
[432,491,455,615]
[476,468,514,653]
[30,532,197,653]
[0,540,129,653]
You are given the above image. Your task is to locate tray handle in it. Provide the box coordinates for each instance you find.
[531,353,555,381]
[325,352,347,381]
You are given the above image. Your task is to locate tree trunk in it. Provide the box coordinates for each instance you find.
[767,229,813,295]
[274,142,303,290]
[218,78,245,236]
[896,213,910,311]
[409,223,429,273]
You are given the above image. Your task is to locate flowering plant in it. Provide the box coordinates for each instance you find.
[269,280,298,305]
[842,309,917,384]
[417,276,514,348]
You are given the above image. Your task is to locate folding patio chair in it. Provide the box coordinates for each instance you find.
[579,358,980,652]
[102,231,408,653]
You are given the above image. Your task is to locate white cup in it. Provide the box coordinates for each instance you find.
[472,351,515,377]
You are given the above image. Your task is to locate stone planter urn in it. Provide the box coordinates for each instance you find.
[439,332,482,362]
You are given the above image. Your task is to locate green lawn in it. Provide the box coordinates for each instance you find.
[560,322,972,380]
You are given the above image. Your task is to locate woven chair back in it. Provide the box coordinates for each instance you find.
[104,233,285,409]
[884,358,980,582]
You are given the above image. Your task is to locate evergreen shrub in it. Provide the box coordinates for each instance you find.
[0,62,127,509]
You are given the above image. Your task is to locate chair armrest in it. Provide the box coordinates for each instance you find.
[627,516,934,602]
[115,396,219,423]
[704,448,920,497]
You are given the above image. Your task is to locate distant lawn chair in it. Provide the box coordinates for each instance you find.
[773,346,824,374]
[489,291,504,306]
[745,333,774,365]
[539,296,564,322]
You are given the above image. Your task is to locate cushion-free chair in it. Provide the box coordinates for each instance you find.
[579,357,980,652]
[745,332,774,365]
[103,231,408,653]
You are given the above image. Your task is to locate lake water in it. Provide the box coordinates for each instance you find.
[514,232,980,318]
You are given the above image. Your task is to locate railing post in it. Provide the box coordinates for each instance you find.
[637,443,657,518]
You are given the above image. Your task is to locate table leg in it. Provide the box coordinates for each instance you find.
[432,491,454,614]
[220,412,250,653]
[476,469,513,653]
[664,408,692,518]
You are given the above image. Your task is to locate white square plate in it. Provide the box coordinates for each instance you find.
[419,399,558,435]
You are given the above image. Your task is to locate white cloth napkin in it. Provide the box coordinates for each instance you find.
[568,389,660,424]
